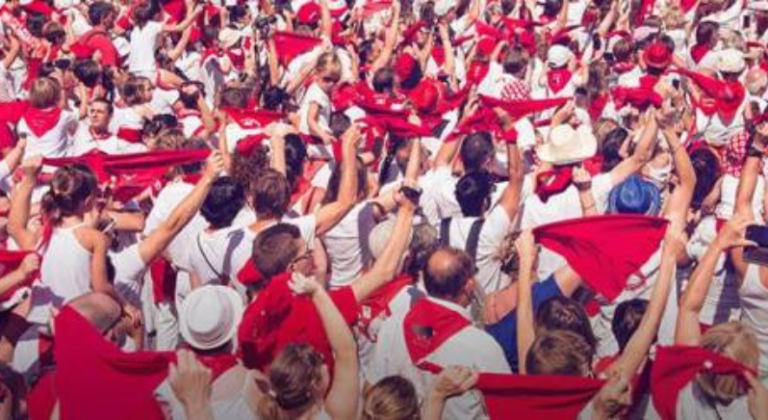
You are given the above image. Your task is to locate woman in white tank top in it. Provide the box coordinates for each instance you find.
[8,161,141,325]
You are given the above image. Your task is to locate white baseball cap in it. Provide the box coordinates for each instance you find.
[547,45,573,68]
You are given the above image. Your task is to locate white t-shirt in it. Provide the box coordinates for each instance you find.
[127,21,163,77]
[324,201,378,287]
[144,181,207,271]
[298,83,332,136]
[149,87,180,115]
[369,297,510,420]
[19,110,78,160]
[71,122,146,156]
[444,206,514,293]
[111,243,147,307]
[739,264,768,374]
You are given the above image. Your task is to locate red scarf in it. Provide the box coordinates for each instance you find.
[149,257,177,304]
[238,272,359,371]
[24,107,62,137]
[477,373,605,419]
[359,274,414,340]
[116,127,142,143]
[361,0,391,17]
[271,31,322,66]
[635,0,655,26]
[54,307,174,420]
[546,68,573,94]
[690,44,711,64]
[222,108,284,130]
[235,133,268,157]
[612,86,664,110]
[0,250,38,302]
[588,93,609,121]
[534,166,573,202]
[479,95,570,119]
[43,149,210,184]
[236,258,262,286]
[651,345,757,420]
[403,298,471,374]
[676,68,746,120]
[534,215,668,301]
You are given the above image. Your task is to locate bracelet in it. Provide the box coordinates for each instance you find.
[574,180,592,191]
[748,144,764,158]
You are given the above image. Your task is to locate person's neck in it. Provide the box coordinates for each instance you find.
[59,215,85,228]
[248,216,278,234]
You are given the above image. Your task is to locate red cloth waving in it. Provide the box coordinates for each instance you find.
[477,373,605,419]
[272,31,323,66]
[533,215,668,301]
[479,95,570,119]
[54,307,174,420]
[43,149,210,183]
[651,345,757,420]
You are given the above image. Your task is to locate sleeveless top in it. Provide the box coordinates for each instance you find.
[28,224,92,324]
[739,264,768,373]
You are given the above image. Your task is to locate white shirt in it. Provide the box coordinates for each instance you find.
[324,201,378,287]
[19,110,78,160]
[71,123,146,156]
[298,83,332,136]
[676,382,750,420]
[127,21,163,77]
[740,264,768,374]
[444,206,514,293]
[144,181,208,271]
[369,297,510,420]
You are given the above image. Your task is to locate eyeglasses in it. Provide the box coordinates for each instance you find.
[321,76,340,84]
[290,246,313,266]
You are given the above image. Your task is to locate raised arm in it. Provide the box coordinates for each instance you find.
[288,275,358,420]
[314,125,360,235]
[609,229,685,379]
[0,253,38,298]
[163,2,203,33]
[2,33,20,71]
[731,127,766,278]
[319,0,333,41]
[516,230,537,375]
[137,152,224,264]
[368,0,401,76]
[608,110,659,185]
[8,156,42,250]
[495,109,524,220]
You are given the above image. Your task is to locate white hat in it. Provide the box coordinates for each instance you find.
[717,49,746,74]
[433,0,454,17]
[536,124,597,165]
[179,285,244,350]
[218,28,242,50]
[547,45,573,68]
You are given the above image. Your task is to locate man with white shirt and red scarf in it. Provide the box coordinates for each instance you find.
[369,247,510,419]
[71,99,147,156]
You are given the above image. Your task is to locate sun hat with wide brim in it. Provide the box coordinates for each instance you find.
[608,174,662,216]
[536,124,597,165]
[179,285,245,351]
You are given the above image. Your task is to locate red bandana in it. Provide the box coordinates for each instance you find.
[403,298,471,373]
[651,345,757,420]
[547,68,573,94]
[359,274,414,339]
[534,215,668,301]
[222,108,284,130]
[272,31,322,66]
[534,166,573,203]
[690,44,711,64]
[24,107,62,137]
[478,373,605,419]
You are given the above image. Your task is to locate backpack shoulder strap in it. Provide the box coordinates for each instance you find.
[465,218,486,261]
[439,218,452,247]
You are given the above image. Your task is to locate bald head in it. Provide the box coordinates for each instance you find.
[68,292,122,334]
[746,68,768,96]
[423,247,475,301]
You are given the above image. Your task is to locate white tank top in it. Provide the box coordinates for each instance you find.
[739,264,768,373]
[27,224,92,324]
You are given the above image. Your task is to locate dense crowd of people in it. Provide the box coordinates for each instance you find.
[0,0,767,418]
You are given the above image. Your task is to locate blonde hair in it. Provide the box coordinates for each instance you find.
[362,376,421,420]
[315,52,341,78]
[696,321,760,404]
[30,77,61,109]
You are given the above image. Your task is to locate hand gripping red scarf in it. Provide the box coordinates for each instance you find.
[479,95,571,120]
[402,298,471,374]
[533,215,669,301]
[477,373,605,419]
[651,345,758,420]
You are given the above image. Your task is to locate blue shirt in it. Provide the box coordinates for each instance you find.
[486,275,563,372]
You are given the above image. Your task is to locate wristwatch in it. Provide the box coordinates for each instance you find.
[574,180,592,191]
